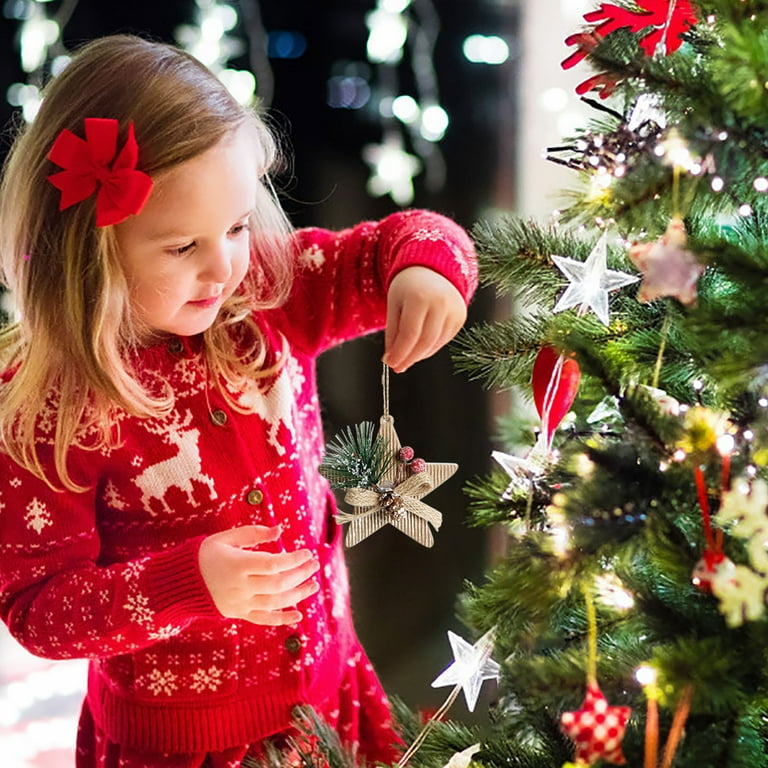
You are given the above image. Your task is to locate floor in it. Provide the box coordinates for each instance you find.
[0,624,86,768]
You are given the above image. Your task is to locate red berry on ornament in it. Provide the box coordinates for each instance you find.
[410,458,427,474]
[399,446,415,463]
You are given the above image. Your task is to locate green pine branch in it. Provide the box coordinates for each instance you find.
[318,421,393,490]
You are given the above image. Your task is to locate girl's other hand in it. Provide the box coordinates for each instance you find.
[383,266,467,373]
[198,525,319,626]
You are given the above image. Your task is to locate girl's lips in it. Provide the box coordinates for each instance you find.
[187,295,221,308]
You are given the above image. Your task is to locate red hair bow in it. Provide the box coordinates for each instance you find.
[47,118,153,227]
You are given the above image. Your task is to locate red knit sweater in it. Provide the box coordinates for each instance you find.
[0,210,477,757]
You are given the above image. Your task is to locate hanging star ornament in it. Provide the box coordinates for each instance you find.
[628,217,704,306]
[552,233,639,326]
[431,628,500,712]
[362,136,421,205]
[338,415,457,547]
[560,681,631,765]
[492,449,547,500]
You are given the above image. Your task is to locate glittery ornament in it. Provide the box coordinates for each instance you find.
[399,446,415,462]
[560,681,631,766]
[628,217,704,306]
[410,457,427,474]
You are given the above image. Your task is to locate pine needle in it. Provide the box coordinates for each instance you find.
[318,421,394,490]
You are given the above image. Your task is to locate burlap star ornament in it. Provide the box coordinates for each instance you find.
[336,414,457,547]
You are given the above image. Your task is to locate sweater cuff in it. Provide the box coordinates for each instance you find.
[142,535,220,625]
[387,236,478,305]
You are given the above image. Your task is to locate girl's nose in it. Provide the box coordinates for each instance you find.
[200,243,232,283]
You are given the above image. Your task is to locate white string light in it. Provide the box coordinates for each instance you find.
[175,0,258,106]
[359,0,448,204]
[594,572,635,611]
[5,0,77,122]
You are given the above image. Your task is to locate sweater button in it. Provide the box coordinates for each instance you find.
[284,635,302,654]
[167,338,184,355]
[209,408,227,426]
[246,489,263,505]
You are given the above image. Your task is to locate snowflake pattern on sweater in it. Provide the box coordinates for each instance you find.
[0,210,477,759]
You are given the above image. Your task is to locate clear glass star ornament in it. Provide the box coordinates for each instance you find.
[431,628,500,712]
[551,232,639,326]
[492,447,547,500]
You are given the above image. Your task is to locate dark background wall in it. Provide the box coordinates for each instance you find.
[0,0,518,713]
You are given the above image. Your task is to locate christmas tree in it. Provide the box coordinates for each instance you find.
[392,1,768,767]
[298,2,768,767]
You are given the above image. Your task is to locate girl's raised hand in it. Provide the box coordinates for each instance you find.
[198,525,319,626]
[383,266,467,373]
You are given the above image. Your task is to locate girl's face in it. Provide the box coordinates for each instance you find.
[115,125,258,339]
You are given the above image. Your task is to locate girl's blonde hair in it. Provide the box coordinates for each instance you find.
[0,35,296,490]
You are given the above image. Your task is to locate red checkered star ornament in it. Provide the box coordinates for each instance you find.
[560,681,631,765]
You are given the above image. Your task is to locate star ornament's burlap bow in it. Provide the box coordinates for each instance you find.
[47,118,154,227]
[337,415,457,547]
[340,472,442,546]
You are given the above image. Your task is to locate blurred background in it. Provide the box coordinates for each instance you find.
[0,1,591,765]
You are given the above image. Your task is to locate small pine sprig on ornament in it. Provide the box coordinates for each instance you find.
[318,421,394,490]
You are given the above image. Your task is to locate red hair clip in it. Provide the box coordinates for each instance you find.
[47,117,154,227]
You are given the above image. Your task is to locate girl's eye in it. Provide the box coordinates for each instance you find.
[170,242,195,256]
[230,222,250,236]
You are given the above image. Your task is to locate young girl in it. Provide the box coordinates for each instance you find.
[0,35,477,768]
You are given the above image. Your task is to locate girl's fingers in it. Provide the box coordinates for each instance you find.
[200,526,323,626]
[420,314,463,362]
[247,554,320,591]
[387,309,447,372]
[247,575,320,614]
[209,524,282,548]
[246,608,304,626]
[384,266,467,371]
[241,547,316,575]
[383,304,426,372]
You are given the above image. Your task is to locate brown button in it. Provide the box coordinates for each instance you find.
[284,635,302,654]
[290,704,306,721]
[210,409,227,426]
[246,489,263,505]
[167,338,184,355]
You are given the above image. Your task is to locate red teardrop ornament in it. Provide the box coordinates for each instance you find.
[532,346,581,444]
